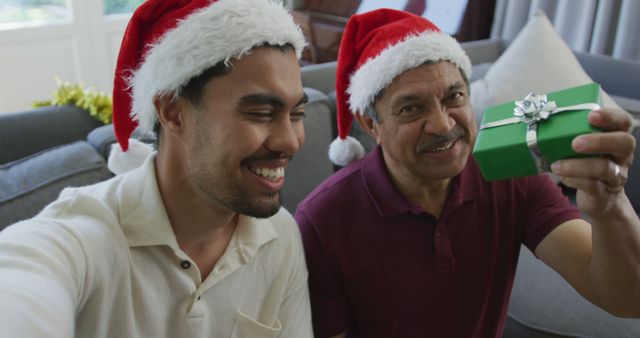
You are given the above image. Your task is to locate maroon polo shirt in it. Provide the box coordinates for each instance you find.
[295,146,581,338]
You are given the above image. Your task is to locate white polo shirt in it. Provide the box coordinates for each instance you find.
[0,155,312,338]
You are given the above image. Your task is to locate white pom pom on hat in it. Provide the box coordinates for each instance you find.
[328,136,366,167]
[329,8,471,166]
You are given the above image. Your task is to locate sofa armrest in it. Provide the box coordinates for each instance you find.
[87,124,117,159]
[87,124,156,160]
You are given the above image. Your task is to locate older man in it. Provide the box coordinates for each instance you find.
[295,8,640,338]
[0,1,313,337]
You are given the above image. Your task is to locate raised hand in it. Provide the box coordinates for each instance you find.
[550,109,636,216]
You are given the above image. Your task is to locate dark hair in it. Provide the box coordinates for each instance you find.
[179,43,295,108]
[178,61,231,108]
[152,61,229,148]
[152,43,296,147]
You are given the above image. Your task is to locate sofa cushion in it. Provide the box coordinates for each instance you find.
[0,141,113,230]
[0,105,103,165]
[281,88,336,213]
[470,11,620,121]
[505,248,640,338]
[469,62,492,82]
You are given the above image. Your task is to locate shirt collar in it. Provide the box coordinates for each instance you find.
[362,146,482,217]
[232,214,278,263]
[119,154,177,249]
[118,154,278,255]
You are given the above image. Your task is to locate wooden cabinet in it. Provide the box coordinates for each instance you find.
[292,0,360,64]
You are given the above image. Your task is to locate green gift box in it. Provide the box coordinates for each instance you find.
[472,83,602,181]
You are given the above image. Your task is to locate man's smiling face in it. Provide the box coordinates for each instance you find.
[183,46,307,218]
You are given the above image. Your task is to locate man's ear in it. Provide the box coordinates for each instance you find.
[355,112,381,144]
[153,94,186,134]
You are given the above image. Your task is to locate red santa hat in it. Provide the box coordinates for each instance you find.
[108,0,306,174]
[329,8,472,166]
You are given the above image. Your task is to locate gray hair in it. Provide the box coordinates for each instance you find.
[362,62,470,123]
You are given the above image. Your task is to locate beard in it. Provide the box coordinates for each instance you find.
[217,181,281,218]
[189,158,282,219]
[187,123,282,219]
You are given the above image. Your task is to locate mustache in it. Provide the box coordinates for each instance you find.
[240,152,292,166]
[416,125,466,154]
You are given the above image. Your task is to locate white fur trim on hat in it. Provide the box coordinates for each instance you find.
[347,31,471,115]
[329,136,366,167]
[108,138,155,175]
[130,0,306,133]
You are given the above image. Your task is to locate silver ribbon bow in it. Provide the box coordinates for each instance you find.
[480,92,600,173]
[514,93,557,123]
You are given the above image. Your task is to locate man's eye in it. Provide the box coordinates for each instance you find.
[399,104,422,114]
[291,111,306,122]
[247,111,272,120]
[448,92,466,103]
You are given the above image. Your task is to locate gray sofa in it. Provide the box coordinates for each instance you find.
[0,106,112,228]
[1,38,639,337]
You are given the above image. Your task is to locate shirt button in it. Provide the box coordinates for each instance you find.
[180,260,191,269]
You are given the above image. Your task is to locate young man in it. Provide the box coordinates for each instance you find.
[0,0,313,337]
[295,9,640,338]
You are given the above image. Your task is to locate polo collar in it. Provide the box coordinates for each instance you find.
[362,146,482,217]
[119,154,177,249]
[232,214,278,263]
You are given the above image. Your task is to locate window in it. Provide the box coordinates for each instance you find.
[0,0,71,27]
[103,0,144,15]
[356,0,469,35]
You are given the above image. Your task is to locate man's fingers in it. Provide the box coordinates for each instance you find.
[588,109,633,132]
[572,132,635,162]
[552,157,626,180]
[553,157,627,196]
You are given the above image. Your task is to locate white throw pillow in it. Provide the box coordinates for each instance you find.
[470,10,620,118]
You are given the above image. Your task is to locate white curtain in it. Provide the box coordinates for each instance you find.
[491,0,640,61]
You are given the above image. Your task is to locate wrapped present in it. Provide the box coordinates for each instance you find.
[473,83,602,181]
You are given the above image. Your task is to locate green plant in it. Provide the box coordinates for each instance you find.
[34,79,113,125]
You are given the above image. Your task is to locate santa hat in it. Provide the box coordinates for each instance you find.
[109,0,306,174]
[329,9,472,166]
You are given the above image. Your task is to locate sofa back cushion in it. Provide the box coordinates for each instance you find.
[0,105,103,165]
[0,141,113,230]
[280,88,336,214]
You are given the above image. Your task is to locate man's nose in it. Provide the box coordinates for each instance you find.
[266,118,304,155]
[424,106,455,135]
